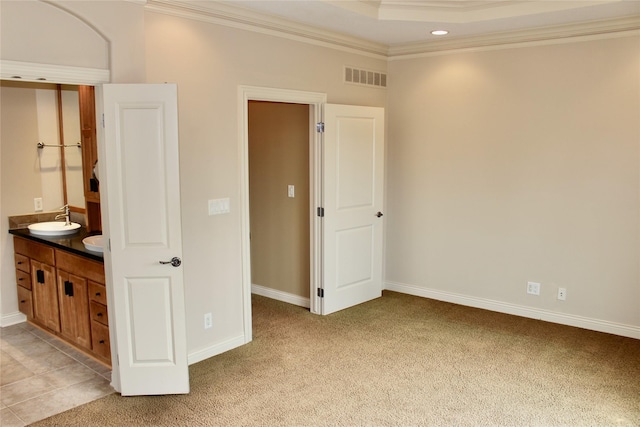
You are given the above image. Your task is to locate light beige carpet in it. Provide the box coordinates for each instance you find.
[31,291,640,426]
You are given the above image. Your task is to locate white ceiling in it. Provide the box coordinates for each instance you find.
[221,0,640,46]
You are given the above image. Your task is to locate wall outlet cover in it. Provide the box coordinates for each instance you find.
[557,287,567,301]
[527,281,541,295]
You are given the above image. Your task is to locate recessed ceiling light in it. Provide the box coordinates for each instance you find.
[431,30,449,36]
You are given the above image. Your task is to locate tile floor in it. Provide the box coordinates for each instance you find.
[0,322,113,426]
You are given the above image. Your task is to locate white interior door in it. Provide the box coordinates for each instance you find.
[321,104,385,315]
[102,84,189,395]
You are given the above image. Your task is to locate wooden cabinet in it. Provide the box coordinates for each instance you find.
[56,249,109,362]
[14,238,60,333]
[13,236,110,366]
[31,260,60,333]
[57,270,91,350]
[14,253,33,318]
[89,281,111,361]
[17,285,33,319]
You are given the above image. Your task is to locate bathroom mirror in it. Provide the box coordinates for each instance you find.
[0,80,85,213]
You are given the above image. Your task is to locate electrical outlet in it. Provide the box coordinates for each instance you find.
[557,287,567,301]
[204,312,213,329]
[527,281,541,295]
[34,197,43,212]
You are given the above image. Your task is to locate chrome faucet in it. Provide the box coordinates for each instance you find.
[54,204,71,226]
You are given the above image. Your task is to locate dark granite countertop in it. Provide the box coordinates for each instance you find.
[9,227,104,263]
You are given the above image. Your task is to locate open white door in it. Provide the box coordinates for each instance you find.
[102,84,189,395]
[321,104,385,315]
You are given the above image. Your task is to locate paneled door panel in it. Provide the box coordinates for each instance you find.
[103,84,188,396]
[57,270,91,350]
[322,104,384,314]
[126,277,175,364]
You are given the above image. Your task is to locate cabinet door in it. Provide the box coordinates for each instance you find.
[31,261,60,333]
[57,270,92,350]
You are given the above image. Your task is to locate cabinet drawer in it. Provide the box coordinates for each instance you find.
[15,253,30,273]
[91,321,111,361]
[14,237,54,265]
[17,286,33,318]
[56,250,105,284]
[88,281,107,305]
[90,301,108,326]
[16,270,31,290]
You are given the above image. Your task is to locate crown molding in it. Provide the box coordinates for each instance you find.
[144,0,388,60]
[388,15,640,59]
[144,1,639,61]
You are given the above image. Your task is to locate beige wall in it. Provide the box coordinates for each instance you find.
[144,11,387,354]
[386,35,640,328]
[249,101,310,298]
[0,0,145,324]
[1,82,48,214]
[0,1,386,356]
[1,82,49,316]
[3,0,635,358]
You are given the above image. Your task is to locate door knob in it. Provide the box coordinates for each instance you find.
[376,212,384,218]
[159,257,182,267]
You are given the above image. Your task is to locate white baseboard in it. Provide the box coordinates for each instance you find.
[188,334,246,365]
[252,284,310,308]
[187,284,309,365]
[1,311,26,328]
[385,281,640,340]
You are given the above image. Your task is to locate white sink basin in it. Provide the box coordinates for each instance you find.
[82,235,104,253]
[28,221,81,236]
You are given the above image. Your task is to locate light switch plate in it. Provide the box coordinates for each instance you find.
[288,185,295,198]
[208,198,230,215]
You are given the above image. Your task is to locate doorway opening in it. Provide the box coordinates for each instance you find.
[248,101,311,307]
[238,86,326,343]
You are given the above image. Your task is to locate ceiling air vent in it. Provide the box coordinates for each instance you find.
[345,66,387,89]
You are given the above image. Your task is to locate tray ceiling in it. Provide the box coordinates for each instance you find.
[222,0,640,45]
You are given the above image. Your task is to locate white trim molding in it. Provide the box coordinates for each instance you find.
[0,60,110,85]
[145,1,640,60]
[252,284,310,309]
[238,85,327,342]
[188,334,246,365]
[385,281,640,340]
[0,311,26,328]
[145,0,387,59]
[388,16,640,59]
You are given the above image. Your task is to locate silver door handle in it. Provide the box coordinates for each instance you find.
[159,257,182,267]
[376,212,384,218]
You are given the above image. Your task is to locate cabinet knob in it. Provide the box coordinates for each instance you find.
[97,313,103,317]
[99,340,105,344]
[20,300,26,303]
[95,292,101,297]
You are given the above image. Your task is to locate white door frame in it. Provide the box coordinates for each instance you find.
[238,86,326,341]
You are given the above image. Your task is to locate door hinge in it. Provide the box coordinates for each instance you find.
[108,238,111,252]
[102,113,105,129]
[317,207,324,217]
[317,288,324,298]
[316,122,324,133]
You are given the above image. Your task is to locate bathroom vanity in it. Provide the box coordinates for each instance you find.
[10,228,110,366]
